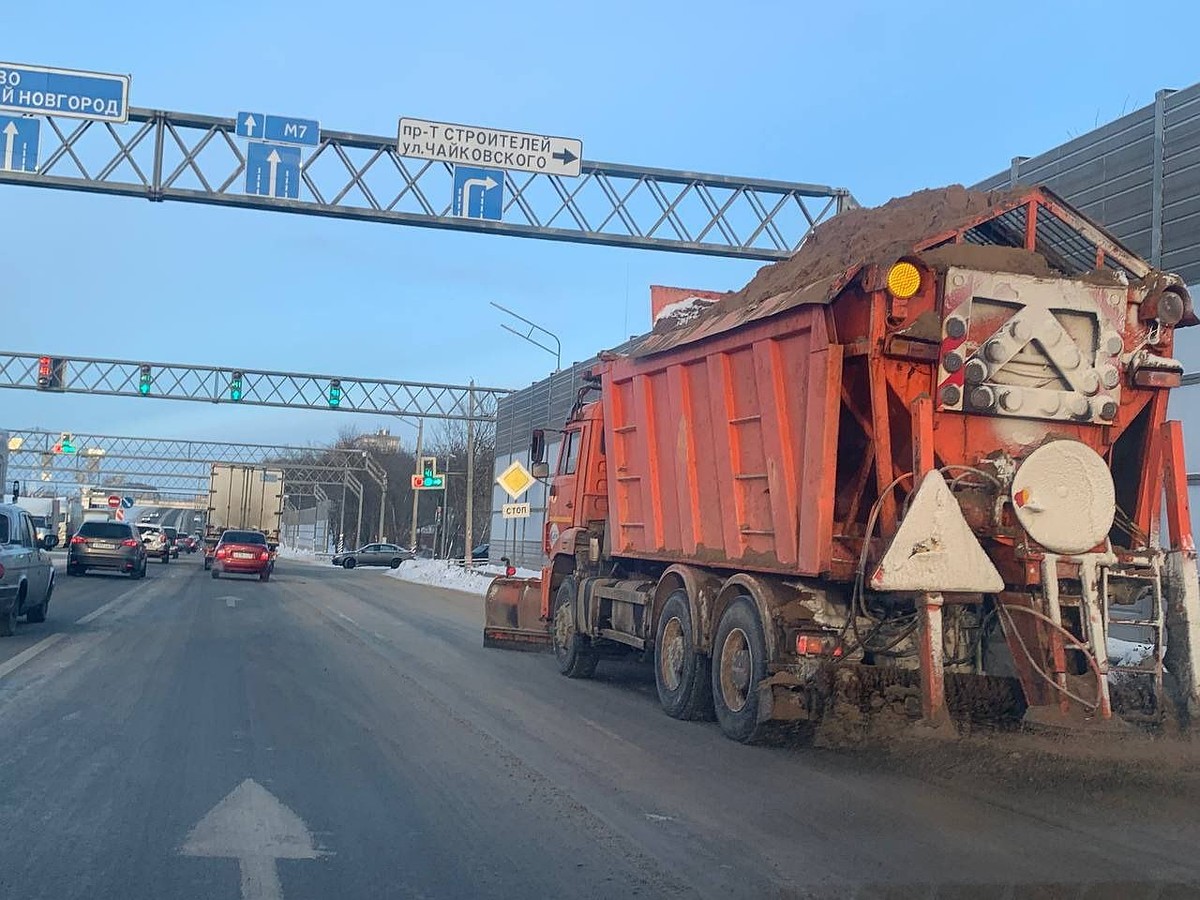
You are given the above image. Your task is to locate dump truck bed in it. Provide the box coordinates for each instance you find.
[599,304,840,577]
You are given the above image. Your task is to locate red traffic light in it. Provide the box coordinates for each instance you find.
[37,356,52,388]
[411,474,423,489]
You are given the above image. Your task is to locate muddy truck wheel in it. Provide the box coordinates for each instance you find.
[655,589,714,720]
[552,577,598,679]
[712,596,768,743]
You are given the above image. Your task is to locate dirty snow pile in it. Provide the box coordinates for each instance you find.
[276,546,326,566]
[386,558,499,595]
[653,296,716,328]
[1108,637,1155,668]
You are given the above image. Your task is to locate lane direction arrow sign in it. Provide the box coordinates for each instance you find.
[181,779,321,900]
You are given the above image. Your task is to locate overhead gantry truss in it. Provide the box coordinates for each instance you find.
[0,107,853,261]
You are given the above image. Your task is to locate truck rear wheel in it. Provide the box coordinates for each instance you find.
[655,590,714,720]
[712,596,768,743]
[552,577,598,679]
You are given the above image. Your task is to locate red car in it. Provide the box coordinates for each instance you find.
[210,530,273,581]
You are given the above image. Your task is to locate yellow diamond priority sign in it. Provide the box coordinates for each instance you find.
[496,460,535,500]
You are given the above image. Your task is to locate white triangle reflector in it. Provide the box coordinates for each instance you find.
[869,470,1003,593]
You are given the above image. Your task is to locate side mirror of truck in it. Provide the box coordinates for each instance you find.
[532,462,550,479]
[530,429,546,465]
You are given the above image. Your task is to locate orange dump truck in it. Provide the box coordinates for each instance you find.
[485,185,1200,743]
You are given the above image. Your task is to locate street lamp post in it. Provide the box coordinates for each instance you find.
[489,301,562,371]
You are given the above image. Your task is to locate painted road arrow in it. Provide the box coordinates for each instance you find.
[181,778,322,900]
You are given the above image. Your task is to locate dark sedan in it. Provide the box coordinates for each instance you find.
[68,520,147,578]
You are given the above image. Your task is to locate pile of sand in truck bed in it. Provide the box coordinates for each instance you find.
[649,185,1029,337]
[732,184,1030,307]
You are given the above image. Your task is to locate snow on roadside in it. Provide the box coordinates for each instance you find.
[276,546,328,566]
[386,558,498,595]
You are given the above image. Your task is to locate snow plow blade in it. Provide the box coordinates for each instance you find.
[483,576,551,651]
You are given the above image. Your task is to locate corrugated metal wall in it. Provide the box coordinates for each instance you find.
[491,338,641,570]
[973,83,1200,284]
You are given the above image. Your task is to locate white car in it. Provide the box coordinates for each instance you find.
[136,524,173,564]
[0,503,58,635]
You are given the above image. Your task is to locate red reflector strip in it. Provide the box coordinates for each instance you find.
[1133,369,1181,388]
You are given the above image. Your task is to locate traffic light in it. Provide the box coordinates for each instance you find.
[328,379,342,408]
[421,456,444,488]
[138,365,152,396]
[36,357,64,390]
[230,371,244,402]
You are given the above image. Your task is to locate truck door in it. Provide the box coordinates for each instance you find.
[547,426,585,541]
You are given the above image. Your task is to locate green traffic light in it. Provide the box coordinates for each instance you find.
[328,380,342,408]
[138,379,151,396]
[230,372,244,402]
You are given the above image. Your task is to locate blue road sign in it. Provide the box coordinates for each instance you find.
[235,112,320,148]
[0,62,130,123]
[245,141,301,200]
[0,116,39,173]
[121,496,134,509]
[452,166,504,221]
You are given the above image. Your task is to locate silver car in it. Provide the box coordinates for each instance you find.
[331,543,415,569]
[0,503,58,636]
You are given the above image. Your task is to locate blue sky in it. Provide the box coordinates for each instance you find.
[4,0,1200,454]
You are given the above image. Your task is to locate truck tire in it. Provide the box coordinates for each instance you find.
[203,557,212,570]
[162,553,170,565]
[711,595,768,743]
[655,590,714,721]
[552,577,598,679]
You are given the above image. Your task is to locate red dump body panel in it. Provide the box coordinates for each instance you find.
[599,305,841,577]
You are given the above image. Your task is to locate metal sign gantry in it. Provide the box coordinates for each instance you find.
[0,352,508,421]
[0,106,853,261]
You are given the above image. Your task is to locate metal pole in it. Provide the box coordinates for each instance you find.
[465,381,475,567]
[354,481,364,551]
[378,473,387,543]
[410,419,423,550]
[339,473,347,552]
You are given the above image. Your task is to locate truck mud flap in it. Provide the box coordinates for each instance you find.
[483,577,550,652]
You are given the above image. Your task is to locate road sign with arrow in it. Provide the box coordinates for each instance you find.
[0,116,38,173]
[452,165,503,220]
[398,116,583,177]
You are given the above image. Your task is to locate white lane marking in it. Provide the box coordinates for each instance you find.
[581,717,633,746]
[181,778,323,900]
[333,610,358,627]
[0,633,66,679]
[75,583,148,625]
[226,597,237,608]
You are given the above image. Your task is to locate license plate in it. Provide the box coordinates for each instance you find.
[233,552,255,560]
[92,542,115,550]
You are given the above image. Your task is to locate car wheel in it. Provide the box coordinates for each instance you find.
[162,554,170,565]
[259,570,270,582]
[67,564,82,577]
[25,587,49,624]
[389,558,402,569]
[0,591,20,637]
[343,558,356,570]
[211,569,220,580]
[203,557,212,570]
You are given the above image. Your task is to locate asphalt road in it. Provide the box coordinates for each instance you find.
[0,553,1197,899]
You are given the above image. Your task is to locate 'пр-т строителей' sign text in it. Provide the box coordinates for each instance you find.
[398,118,582,178]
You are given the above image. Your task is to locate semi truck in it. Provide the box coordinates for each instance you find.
[484,184,1200,743]
[202,464,284,570]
